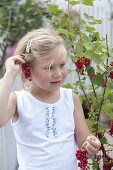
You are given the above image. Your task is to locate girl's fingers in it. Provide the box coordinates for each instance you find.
[85,141,98,154]
[87,135,101,149]
[5,56,26,75]
[12,55,25,64]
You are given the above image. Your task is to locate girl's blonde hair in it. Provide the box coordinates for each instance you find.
[14,28,67,64]
[14,28,67,87]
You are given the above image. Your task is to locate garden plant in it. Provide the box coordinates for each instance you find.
[47,0,113,169]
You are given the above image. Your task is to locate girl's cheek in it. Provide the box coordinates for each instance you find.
[64,70,68,77]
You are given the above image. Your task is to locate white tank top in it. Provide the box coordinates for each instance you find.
[11,87,78,170]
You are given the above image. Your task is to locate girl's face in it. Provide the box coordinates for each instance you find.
[30,54,67,92]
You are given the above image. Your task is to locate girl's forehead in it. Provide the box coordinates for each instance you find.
[37,54,67,65]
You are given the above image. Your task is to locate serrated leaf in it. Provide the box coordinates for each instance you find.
[89,20,103,25]
[86,26,95,33]
[91,73,104,86]
[81,34,92,50]
[63,83,74,89]
[107,79,113,89]
[69,0,80,5]
[84,13,95,20]
[57,28,70,35]
[100,136,107,144]
[86,66,95,76]
[85,51,105,64]
[107,93,113,103]
[67,69,75,74]
[92,159,99,169]
[83,0,94,6]
[48,4,63,15]
[75,41,85,55]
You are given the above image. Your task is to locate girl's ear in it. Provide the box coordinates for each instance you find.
[22,63,32,81]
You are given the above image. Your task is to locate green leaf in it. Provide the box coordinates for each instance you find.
[60,17,68,26]
[48,4,63,15]
[69,0,80,5]
[85,51,105,64]
[67,69,75,74]
[84,13,95,20]
[107,79,113,90]
[107,93,113,103]
[83,0,94,6]
[92,159,99,170]
[86,26,95,33]
[89,19,103,25]
[75,41,85,55]
[86,66,95,76]
[91,73,104,86]
[100,136,107,144]
[63,83,74,89]
[57,28,70,35]
[81,34,92,50]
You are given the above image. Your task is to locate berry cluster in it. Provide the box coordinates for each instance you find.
[109,71,113,79]
[109,121,113,136]
[74,57,91,75]
[76,149,88,170]
[102,61,113,88]
[102,81,107,88]
[103,163,113,170]
[109,62,113,80]
[22,63,32,81]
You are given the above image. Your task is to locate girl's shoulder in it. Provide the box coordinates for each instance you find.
[61,87,78,99]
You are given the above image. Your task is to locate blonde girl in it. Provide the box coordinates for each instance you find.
[0,28,100,170]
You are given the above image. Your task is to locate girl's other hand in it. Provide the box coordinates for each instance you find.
[82,134,101,158]
[5,55,25,76]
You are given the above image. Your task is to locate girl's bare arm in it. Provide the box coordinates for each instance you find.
[0,56,25,127]
[73,93,101,157]
[73,93,90,148]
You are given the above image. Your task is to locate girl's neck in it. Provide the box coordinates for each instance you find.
[28,85,60,104]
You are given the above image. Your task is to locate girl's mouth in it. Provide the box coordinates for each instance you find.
[50,80,61,84]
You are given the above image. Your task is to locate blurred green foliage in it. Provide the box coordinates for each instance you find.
[0,0,44,63]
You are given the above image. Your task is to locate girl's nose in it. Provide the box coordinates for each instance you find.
[53,68,62,78]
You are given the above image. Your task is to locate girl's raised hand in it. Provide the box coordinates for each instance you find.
[5,55,25,76]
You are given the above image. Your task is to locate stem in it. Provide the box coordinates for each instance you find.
[66,2,89,103]
[91,81,98,100]
[87,72,99,104]
[95,35,110,135]
[77,71,89,103]
[97,89,106,122]
[101,144,107,157]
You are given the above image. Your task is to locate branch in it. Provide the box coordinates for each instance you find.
[95,35,110,135]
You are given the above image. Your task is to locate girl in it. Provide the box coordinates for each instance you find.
[0,28,100,170]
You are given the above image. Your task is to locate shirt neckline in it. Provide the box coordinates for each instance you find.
[24,87,63,107]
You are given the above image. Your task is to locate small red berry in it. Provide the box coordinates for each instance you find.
[102,81,107,88]
[83,58,91,67]
[110,61,113,66]
[109,71,113,79]
[109,121,113,136]
[75,59,83,70]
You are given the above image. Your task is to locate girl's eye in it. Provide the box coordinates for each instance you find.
[44,66,53,70]
[60,63,65,68]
